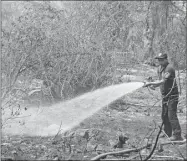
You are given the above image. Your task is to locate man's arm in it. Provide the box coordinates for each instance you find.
[144,65,175,88]
[144,79,164,88]
[146,79,165,87]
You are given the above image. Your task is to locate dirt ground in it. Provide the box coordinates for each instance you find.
[1,65,186,160]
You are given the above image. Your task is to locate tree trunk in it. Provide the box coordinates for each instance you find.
[144,2,171,66]
[143,2,157,66]
[158,1,170,54]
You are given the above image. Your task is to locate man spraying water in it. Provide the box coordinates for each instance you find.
[143,53,183,141]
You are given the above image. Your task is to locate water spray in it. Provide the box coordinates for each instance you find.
[3,82,144,136]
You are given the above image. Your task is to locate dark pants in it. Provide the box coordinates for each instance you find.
[161,95,181,137]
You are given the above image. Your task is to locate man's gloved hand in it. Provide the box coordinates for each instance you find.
[143,76,154,88]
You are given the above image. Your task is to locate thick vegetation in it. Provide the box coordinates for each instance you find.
[1,1,186,116]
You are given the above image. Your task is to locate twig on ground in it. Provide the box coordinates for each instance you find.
[91,144,151,161]
[100,158,134,161]
[53,120,63,140]
[125,102,160,108]
[146,120,157,144]
[152,155,184,160]
[160,139,187,146]
[138,150,143,161]
[124,154,141,160]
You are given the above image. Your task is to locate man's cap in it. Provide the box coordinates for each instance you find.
[154,53,167,59]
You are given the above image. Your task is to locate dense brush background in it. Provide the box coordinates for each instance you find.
[1,1,186,113]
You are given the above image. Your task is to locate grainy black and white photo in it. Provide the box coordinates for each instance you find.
[1,1,187,160]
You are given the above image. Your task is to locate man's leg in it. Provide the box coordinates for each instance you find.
[161,100,172,137]
[168,96,182,140]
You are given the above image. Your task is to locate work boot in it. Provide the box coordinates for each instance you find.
[169,135,183,141]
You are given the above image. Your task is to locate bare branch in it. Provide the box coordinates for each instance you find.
[91,144,151,161]
[170,1,186,14]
